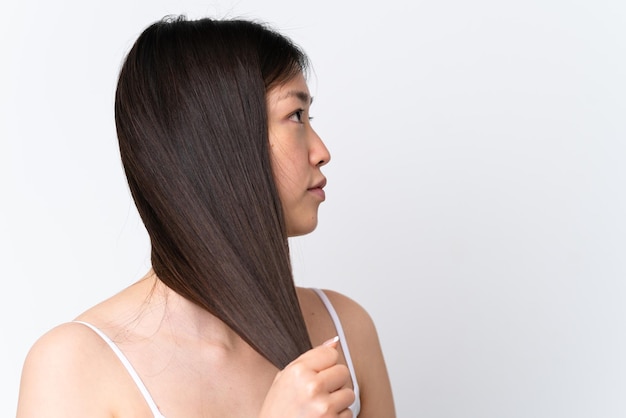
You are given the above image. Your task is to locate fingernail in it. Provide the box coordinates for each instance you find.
[323,336,339,346]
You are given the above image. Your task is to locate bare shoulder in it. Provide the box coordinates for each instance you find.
[296,287,378,346]
[20,322,113,386]
[319,289,376,336]
[316,289,387,369]
[17,322,123,417]
[300,287,397,418]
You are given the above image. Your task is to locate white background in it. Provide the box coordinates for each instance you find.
[2,0,626,416]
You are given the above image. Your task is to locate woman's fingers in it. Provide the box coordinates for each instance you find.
[259,337,355,418]
[328,386,356,414]
[287,341,340,373]
[318,363,352,393]
[338,407,354,418]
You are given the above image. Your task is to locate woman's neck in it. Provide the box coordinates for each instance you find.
[128,270,246,350]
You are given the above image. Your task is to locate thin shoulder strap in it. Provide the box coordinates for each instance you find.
[310,288,361,416]
[73,321,166,418]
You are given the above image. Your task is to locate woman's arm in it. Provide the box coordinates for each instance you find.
[323,290,396,418]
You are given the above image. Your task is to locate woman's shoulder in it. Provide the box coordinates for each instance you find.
[297,287,376,338]
[22,322,107,373]
[316,288,374,326]
[296,287,382,367]
[296,287,396,418]
[17,276,159,417]
[17,322,123,417]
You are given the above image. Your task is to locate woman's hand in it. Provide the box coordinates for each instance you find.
[259,337,355,418]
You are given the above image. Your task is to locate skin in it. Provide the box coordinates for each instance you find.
[16,73,395,418]
[267,72,330,237]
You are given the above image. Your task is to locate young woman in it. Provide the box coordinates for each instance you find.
[17,16,395,418]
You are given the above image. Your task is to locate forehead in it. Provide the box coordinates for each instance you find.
[267,73,311,105]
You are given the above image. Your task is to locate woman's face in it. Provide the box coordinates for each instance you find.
[267,72,331,237]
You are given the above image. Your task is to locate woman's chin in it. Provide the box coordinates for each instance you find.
[286,218,318,237]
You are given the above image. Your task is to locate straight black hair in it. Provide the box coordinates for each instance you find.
[114,16,312,368]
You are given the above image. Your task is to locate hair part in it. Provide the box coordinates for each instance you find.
[115,16,311,368]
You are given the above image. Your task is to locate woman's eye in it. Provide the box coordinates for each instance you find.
[289,110,304,123]
[288,110,314,124]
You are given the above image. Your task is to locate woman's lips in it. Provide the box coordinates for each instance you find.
[308,178,326,200]
[307,186,326,200]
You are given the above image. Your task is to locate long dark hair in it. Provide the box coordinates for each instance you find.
[114,16,312,368]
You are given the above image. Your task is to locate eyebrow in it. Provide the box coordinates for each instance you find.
[278,90,314,105]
